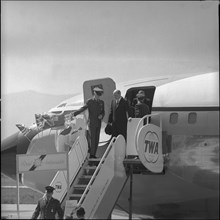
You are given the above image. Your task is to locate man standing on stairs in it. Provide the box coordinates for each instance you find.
[31,186,64,219]
[108,89,129,141]
[72,87,105,159]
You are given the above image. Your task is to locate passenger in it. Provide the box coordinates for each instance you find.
[126,98,135,118]
[108,89,129,140]
[31,186,64,219]
[134,93,150,118]
[132,90,149,107]
[72,87,105,159]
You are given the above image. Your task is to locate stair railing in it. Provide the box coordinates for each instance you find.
[51,134,88,202]
[135,113,161,151]
[77,137,116,206]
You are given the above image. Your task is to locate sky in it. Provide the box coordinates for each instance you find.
[1,1,219,95]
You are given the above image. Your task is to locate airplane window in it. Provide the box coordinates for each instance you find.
[170,113,178,124]
[188,112,197,124]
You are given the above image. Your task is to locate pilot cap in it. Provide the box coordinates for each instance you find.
[93,87,103,92]
[45,186,55,193]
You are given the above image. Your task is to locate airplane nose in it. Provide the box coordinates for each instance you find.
[1,132,19,180]
[1,129,39,180]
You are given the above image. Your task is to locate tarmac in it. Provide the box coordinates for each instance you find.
[1,204,146,219]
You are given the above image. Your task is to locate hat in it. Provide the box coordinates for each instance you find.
[45,186,55,193]
[76,207,85,216]
[93,87,103,92]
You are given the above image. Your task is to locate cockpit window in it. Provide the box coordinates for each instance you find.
[57,103,67,108]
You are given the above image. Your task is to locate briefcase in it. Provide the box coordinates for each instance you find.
[104,124,112,135]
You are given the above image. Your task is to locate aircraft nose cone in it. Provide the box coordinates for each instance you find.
[1,132,19,151]
[1,132,19,179]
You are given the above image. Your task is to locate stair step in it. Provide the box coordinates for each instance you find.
[83,166,96,175]
[70,193,82,198]
[84,166,97,169]
[74,184,87,189]
[88,158,101,162]
[81,175,93,179]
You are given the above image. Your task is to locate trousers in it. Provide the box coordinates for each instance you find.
[88,125,101,156]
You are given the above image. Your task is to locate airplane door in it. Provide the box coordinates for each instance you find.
[126,86,156,156]
[125,86,156,114]
[83,78,116,123]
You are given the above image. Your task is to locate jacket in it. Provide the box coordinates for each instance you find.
[31,197,64,219]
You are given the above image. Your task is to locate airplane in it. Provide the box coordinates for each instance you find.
[1,71,219,219]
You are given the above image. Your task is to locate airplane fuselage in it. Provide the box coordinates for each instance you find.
[1,72,219,218]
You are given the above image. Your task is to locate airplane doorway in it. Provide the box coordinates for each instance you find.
[125,86,156,117]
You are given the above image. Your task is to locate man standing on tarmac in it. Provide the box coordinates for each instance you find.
[31,186,64,219]
[72,87,105,159]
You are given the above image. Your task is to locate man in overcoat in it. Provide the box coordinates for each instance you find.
[108,89,129,140]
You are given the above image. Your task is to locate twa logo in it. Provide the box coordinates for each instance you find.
[55,182,62,193]
[144,132,159,163]
[137,124,163,173]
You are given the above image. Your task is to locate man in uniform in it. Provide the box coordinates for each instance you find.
[31,186,64,219]
[72,87,105,158]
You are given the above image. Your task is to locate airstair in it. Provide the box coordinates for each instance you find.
[46,77,168,219]
[67,135,128,219]
[52,133,128,219]
[47,113,165,219]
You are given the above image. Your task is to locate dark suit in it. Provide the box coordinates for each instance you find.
[135,102,150,118]
[73,98,105,156]
[108,97,129,140]
[31,197,63,219]
[132,97,148,107]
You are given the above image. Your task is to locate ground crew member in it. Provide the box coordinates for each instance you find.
[31,186,64,219]
[72,87,105,158]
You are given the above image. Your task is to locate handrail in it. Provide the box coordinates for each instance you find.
[51,110,65,116]
[134,113,161,151]
[50,134,88,202]
[76,137,116,207]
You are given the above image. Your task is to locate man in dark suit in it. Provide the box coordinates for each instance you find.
[132,90,150,107]
[31,186,64,219]
[134,93,150,118]
[108,89,129,140]
[72,87,105,158]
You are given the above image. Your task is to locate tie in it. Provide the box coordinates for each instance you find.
[46,199,49,206]
[116,100,119,107]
